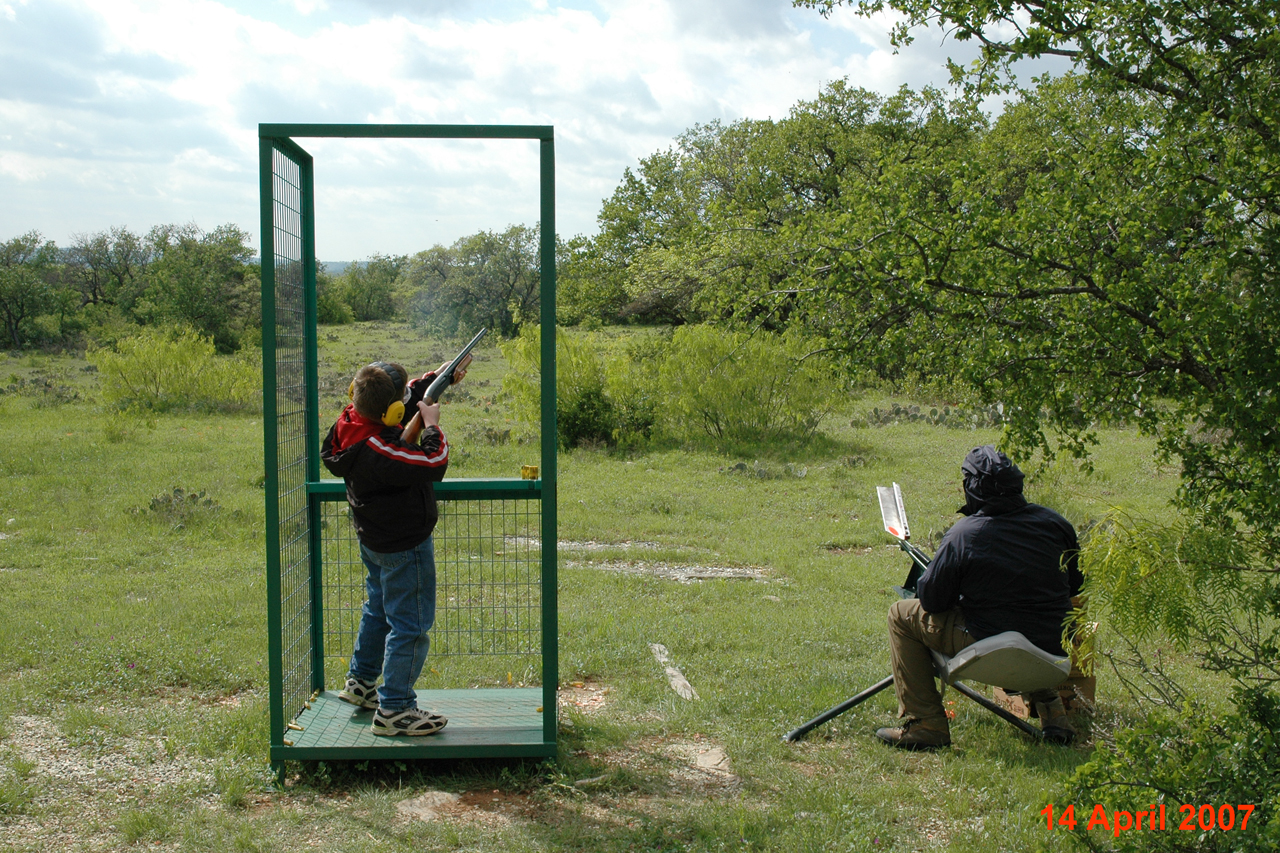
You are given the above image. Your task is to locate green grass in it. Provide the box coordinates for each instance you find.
[0,323,1212,851]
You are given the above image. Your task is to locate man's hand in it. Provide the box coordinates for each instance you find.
[417,399,441,428]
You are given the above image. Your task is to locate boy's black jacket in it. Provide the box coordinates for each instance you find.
[320,374,449,553]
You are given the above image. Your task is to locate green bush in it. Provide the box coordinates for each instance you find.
[503,325,836,448]
[602,333,665,445]
[662,324,835,443]
[316,272,353,325]
[89,326,261,413]
[1062,690,1280,851]
[503,326,621,448]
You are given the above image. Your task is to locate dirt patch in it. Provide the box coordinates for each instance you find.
[566,559,770,584]
[591,735,741,800]
[397,788,533,829]
[558,680,612,715]
[659,739,740,793]
[820,544,874,556]
[505,536,663,552]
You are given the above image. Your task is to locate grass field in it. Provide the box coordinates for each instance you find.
[0,323,1196,852]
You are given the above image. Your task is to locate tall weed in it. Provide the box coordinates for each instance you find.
[89,326,261,413]
[503,326,618,448]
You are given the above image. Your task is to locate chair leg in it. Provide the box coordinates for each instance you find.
[949,681,1045,741]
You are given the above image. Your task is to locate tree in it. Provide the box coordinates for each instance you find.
[584,84,984,328]
[790,0,1280,830]
[0,232,59,348]
[66,226,149,310]
[402,225,539,336]
[340,253,404,322]
[555,234,629,327]
[315,263,353,325]
[139,223,258,352]
[786,0,1280,565]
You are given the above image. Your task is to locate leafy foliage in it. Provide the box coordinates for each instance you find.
[314,263,354,325]
[0,231,62,349]
[1062,691,1280,851]
[502,325,618,449]
[1082,512,1280,687]
[403,225,540,336]
[502,324,836,449]
[89,326,260,413]
[135,224,259,353]
[338,253,403,322]
[662,324,836,443]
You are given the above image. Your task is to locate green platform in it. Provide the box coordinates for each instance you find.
[275,688,554,762]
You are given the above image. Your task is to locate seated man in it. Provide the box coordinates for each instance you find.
[875,445,1083,750]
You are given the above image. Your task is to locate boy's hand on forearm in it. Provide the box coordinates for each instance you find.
[417,400,441,428]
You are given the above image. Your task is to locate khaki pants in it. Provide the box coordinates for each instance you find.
[888,599,1061,727]
[887,599,975,727]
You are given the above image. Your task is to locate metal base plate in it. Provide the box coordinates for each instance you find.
[274,687,555,761]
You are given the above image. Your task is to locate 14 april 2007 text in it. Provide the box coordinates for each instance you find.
[1041,803,1256,837]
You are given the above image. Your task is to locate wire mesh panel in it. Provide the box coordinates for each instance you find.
[434,498,542,658]
[319,493,543,689]
[267,146,315,730]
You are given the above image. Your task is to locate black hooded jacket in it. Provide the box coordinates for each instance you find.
[916,446,1083,655]
[320,373,449,553]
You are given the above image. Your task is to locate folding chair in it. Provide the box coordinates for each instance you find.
[784,631,1070,743]
[931,630,1071,741]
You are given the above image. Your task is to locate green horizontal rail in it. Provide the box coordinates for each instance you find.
[260,124,552,141]
[309,478,541,501]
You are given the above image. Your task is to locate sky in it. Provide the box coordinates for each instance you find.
[0,0,1035,261]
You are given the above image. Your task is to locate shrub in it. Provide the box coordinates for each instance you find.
[602,333,665,445]
[662,324,835,443]
[1061,690,1280,851]
[89,326,261,413]
[503,326,620,448]
[504,325,837,448]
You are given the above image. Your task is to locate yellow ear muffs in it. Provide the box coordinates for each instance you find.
[348,380,355,400]
[381,400,405,426]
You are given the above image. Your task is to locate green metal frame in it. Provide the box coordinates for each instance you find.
[259,124,557,766]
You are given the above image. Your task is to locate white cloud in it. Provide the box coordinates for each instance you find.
[0,0,1015,257]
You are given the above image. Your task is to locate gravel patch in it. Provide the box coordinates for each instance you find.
[505,537,664,552]
[0,712,219,851]
[566,559,769,583]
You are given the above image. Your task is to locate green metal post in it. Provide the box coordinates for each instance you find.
[539,135,558,746]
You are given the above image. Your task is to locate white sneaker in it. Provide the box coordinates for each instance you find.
[337,676,378,709]
[371,706,448,736]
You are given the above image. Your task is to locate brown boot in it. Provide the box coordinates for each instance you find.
[1035,697,1075,745]
[874,718,951,750]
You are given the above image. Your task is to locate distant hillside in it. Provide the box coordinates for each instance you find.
[320,261,365,276]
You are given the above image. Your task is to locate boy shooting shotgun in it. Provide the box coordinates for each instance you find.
[319,332,482,736]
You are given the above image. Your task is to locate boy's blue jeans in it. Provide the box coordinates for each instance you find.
[348,537,437,712]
